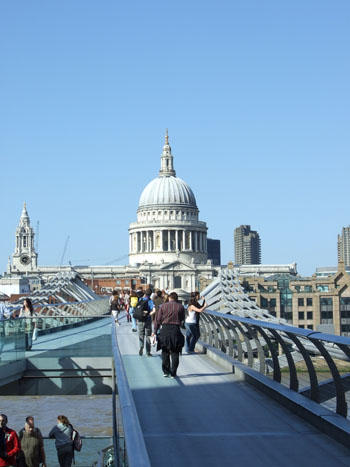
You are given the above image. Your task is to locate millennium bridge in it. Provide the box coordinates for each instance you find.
[1,270,350,466]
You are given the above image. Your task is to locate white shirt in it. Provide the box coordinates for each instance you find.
[185,308,197,324]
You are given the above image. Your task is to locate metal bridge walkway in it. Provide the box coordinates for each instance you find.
[115,317,350,467]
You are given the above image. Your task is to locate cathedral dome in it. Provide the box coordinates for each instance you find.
[137,130,198,211]
[138,175,197,209]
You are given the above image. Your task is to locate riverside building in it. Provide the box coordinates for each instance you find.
[239,261,350,336]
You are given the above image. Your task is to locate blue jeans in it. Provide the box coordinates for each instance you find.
[185,322,200,352]
[129,307,137,330]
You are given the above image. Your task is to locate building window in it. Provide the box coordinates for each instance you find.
[298,325,305,328]
[340,297,350,318]
[307,311,313,320]
[307,325,313,330]
[304,286,312,292]
[320,297,333,322]
[298,311,304,320]
[306,298,313,307]
[317,285,329,292]
[174,276,181,288]
[298,298,304,307]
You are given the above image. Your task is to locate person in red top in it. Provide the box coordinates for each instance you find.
[0,414,20,467]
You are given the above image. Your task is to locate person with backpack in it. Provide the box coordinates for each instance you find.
[135,289,154,356]
[49,415,74,467]
[129,291,139,332]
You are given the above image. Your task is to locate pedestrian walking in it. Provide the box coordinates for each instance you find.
[110,292,121,326]
[49,415,74,467]
[154,292,185,378]
[137,289,154,356]
[129,291,138,332]
[0,414,20,467]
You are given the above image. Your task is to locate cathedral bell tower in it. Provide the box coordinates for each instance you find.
[10,203,38,273]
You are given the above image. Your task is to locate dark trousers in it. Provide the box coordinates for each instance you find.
[138,318,152,354]
[162,349,180,377]
[57,444,74,467]
[185,322,200,352]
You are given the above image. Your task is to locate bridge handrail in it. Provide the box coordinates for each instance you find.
[205,308,350,346]
[6,297,107,313]
[111,318,151,467]
[202,308,350,418]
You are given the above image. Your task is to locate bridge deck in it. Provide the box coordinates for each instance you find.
[116,316,350,467]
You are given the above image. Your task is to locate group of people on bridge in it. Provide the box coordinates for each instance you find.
[0,413,79,467]
[110,288,207,378]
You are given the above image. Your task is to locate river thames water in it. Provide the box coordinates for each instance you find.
[0,394,113,466]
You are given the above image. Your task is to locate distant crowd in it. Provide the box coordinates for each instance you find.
[110,287,207,378]
[0,413,80,467]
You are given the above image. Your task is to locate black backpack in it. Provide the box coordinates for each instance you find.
[133,299,149,321]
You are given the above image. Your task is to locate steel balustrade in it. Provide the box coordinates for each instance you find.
[200,309,350,418]
[111,318,151,467]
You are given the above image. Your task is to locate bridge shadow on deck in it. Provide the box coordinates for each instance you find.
[117,323,350,467]
[0,318,113,396]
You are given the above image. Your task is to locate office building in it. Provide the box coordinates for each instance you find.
[234,225,261,265]
[338,227,350,266]
[207,238,221,266]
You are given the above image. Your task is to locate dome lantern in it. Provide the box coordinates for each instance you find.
[159,129,176,177]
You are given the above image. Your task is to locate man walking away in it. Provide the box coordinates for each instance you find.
[154,292,185,378]
[137,289,154,356]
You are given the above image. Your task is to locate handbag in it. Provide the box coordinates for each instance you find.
[32,326,38,341]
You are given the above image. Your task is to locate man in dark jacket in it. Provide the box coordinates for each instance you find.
[137,289,154,356]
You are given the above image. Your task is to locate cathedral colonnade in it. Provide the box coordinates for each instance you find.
[129,229,207,254]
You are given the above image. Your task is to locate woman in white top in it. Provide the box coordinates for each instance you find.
[185,292,206,353]
[19,298,36,350]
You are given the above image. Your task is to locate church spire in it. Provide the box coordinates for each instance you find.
[159,129,176,177]
[20,202,30,225]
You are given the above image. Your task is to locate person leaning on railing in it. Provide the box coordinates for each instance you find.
[185,292,207,353]
[49,415,74,467]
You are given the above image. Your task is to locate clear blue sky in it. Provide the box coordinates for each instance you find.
[1,1,349,276]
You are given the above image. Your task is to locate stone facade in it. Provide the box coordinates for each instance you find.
[239,261,350,336]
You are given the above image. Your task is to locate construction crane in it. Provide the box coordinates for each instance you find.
[60,235,70,267]
[103,254,129,265]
